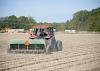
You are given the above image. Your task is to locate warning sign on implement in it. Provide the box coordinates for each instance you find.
[25,40,30,46]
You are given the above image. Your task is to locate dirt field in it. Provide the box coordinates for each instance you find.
[0,32,100,71]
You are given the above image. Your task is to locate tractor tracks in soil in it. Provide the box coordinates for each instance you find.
[0,42,99,62]
[0,51,100,71]
[0,34,100,71]
[36,55,100,71]
[0,42,100,71]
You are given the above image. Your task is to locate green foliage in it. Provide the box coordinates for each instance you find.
[0,7,100,31]
[66,7,100,31]
[37,22,65,31]
[0,15,36,30]
[51,23,65,31]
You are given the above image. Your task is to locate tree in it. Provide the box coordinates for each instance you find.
[0,15,37,30]
[66,7,100,31]
[28,16,36,24]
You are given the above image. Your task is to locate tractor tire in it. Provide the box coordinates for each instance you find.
[45,45,51,54]
[56,40,63,51]
[45,39,52,54]
[51,37,57,52]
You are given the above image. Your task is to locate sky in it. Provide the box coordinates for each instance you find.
[0,0,100,23]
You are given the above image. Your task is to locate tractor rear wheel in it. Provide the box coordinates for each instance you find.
[45,45,51,54]
[56,40,62,51]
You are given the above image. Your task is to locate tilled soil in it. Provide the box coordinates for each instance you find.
[0,32,100,71]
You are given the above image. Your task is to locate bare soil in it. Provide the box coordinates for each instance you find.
[0,32,100,71]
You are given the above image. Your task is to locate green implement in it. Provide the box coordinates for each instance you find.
[9,39,45,44]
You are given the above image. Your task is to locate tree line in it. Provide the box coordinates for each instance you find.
[0,15,65,31]
[0,15,36,30]
[66,7,100,31]
[0,7,100,31]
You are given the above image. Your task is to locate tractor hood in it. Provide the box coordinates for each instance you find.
[9,39,46,45]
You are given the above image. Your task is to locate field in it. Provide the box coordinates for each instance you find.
[0,32,100,71]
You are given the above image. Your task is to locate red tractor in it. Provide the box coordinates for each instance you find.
[9,24,62,54]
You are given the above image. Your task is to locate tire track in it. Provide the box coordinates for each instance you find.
[37,56,100,71]
[0,51,98,66]
[13,53,100,71]
[1,51,100,71]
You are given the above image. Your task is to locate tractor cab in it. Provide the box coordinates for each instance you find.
[29,25,54,39]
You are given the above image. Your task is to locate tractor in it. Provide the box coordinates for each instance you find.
[8,25,62,54]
